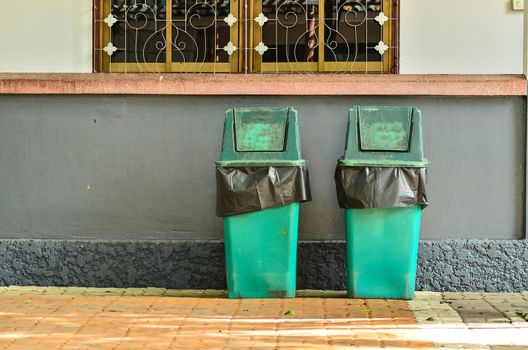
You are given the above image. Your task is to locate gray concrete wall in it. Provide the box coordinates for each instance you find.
[0,95,524,241]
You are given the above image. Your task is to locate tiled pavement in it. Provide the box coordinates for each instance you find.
[408,292,528,350]
[0,287,526,349]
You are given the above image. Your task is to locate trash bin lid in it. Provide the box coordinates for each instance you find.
[235,109,287,152]
[217,107,304,166]
[358,109,412,152]
[340,106,429,167]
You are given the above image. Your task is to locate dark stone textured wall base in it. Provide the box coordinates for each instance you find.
[417,240,528,292]
[0,240,227,289]
[0,239,526,291]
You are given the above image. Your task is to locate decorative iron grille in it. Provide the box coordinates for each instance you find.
[95,0,397,73]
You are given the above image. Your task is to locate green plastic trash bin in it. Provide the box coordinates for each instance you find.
[216,107,311,298]
[334,106,429,299]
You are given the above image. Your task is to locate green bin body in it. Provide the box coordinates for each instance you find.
[224,203,299,298]
[346,205,421,299]
[338,106,429,300]
[217,107,306,298]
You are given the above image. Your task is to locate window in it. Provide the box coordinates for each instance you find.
[95,0,397,73]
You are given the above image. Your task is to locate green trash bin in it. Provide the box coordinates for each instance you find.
[216,107,311,298]
[334,106,429,299]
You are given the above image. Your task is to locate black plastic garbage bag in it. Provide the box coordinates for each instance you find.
[334,166,428,209]
[216,166,311,217]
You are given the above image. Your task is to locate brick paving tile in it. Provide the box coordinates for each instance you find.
[411,292,528,350]
[121,288,147,297]
[83,288,125,296]
[141,288,167,297]
[1,289,528,349]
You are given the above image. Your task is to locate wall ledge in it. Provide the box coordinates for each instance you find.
[0,73,525,97]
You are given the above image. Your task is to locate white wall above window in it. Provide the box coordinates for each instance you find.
[0,0,523,74]
[0,0,92,73]
[400,0,524,74]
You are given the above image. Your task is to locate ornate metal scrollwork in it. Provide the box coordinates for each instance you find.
[100,0,393,73]
[257,0,390,73]
[104,0,232,72]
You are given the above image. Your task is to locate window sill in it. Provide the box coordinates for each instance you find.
[0,73,525,96]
